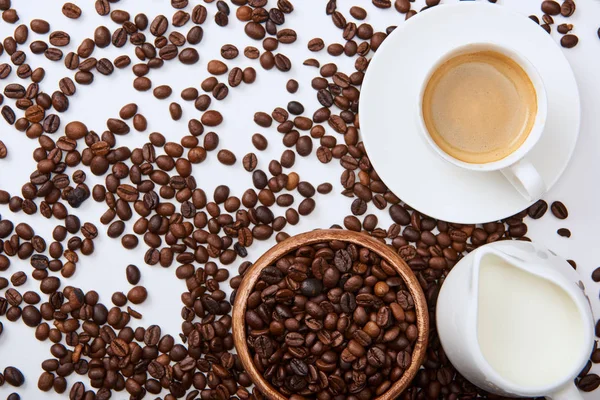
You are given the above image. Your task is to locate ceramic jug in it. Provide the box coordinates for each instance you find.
[436,240,595,399]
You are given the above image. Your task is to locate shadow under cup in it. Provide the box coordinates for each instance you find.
[417,42,548,172]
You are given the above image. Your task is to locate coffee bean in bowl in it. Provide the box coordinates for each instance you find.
[232,229,428,400]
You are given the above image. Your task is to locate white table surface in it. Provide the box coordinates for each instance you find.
[0,0,598,398]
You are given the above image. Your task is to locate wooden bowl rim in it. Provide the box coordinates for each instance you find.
[232,229,429,400]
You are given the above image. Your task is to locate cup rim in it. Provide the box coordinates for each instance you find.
[417,41,548,171]
[468,246,594,395]
[231,229,430,400]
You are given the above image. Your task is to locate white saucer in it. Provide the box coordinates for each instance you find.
[360,2,580,224]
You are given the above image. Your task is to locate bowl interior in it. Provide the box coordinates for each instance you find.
[232,229,429,400]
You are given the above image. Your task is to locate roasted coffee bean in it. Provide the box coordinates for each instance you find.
[243,153,258,171]
[561,34,578,48]
[242,67,256,84]
[245,22,265,40]
[180,88,198,101]
[114,55,130,68]
[228,67,243,87]
[390,204,411,225]
[208,60,228,75]
[2,105,15,124]
[49,31,70,46]
[221,44,239,59]
[179,48,199,64]
[153,85,172,99]
[150,15,168,36]
[579,374,600,392]
[252,133,268,150]
[2,8,18,23]
[62,3,82,19]
[37,371,54,391]
[14,24,27,44]
[30,19,50,34]
[274,53,291,71]
[541,0,561,15]
[528,199,548,219]
[259,51,275,70]
[557,228,571,238]
[215,10,229,26]
[561,0,576,17]
[254,112,272,127]
[557,23,573,34]
[127,286,148,304]
[350,6,367,19]
[286,79,299,93]
[244,46,259,59]
[0,63,11,78]
[551,201,568,219]
[308,38,324,52]
[217,149,236,165]
[277,28,296,44]
[3,367,24,386]
[201,110,223,126]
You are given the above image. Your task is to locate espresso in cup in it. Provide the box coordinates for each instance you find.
[422,50,538,164]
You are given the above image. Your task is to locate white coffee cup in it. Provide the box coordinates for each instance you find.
[436,240,595,400]
[417,43,548,202]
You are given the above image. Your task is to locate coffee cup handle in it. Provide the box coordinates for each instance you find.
[545,382,583,400]
[500,158,546,202]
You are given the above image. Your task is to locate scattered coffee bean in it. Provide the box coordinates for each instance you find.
[561,34,578,48]
[153,85,172,99]
[527,199,548,219]
[217,149,236,165]
[541,0,561,15]
[557,228,571,238]
[62,3,81,19]
[0,140,6,158]
[254,112,272,127]
[30,19,50,34]
[551,201,569,219]
[308,37,324,52]
[243,153,257,171]
[350,6,367,20]
[127,286,148,304]
[579,374,600,392]
[179,47,199,64]
[561,0,576,17]
[557,23,573,34]
[252,133,268,150]
[3,367,24,387]
[286,79,298,93]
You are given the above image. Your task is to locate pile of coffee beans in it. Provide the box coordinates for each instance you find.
[0,0,598,399]
[245,240,419,399]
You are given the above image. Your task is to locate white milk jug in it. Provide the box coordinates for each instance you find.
[436,240,595,399]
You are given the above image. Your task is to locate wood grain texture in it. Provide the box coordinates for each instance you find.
[232,229,429,400]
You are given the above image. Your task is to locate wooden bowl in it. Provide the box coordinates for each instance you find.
[232,229,429,400]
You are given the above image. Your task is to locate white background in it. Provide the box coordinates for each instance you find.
[0,0,598,399]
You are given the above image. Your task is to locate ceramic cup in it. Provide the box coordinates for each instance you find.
[436,241,595,400]
[417,42,548,202]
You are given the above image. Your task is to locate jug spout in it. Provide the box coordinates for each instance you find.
[471,245,546,288]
